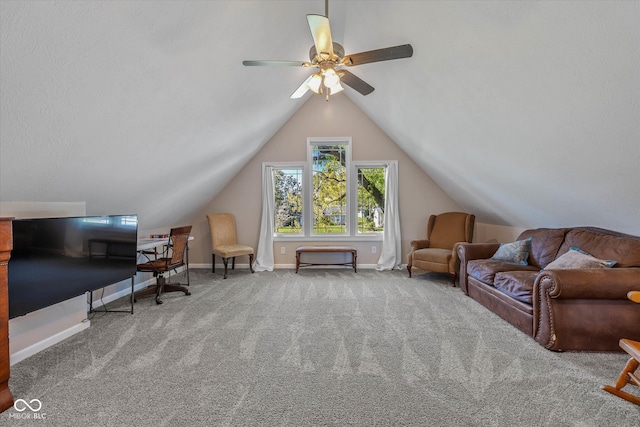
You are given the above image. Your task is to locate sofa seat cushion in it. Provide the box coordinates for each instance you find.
[413,248,451,264]
[467,259,540,285]
[493,271,540,304]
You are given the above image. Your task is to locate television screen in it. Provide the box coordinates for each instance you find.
[8,215,138,319]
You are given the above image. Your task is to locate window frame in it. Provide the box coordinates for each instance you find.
[351,161,391,237]
[266,138,390,243]
[267,162,306,238]
[307,137,352,237]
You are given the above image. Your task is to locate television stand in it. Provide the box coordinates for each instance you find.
[88,276,135,315]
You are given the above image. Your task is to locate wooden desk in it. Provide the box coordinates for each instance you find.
[295,245,357,273]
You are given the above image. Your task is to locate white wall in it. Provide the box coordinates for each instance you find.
[189,94,464,268]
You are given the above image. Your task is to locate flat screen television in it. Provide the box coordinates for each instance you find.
[8,215,138,319]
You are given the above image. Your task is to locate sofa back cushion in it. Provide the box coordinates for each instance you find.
[517,228,568,268]
[557,227,640,268]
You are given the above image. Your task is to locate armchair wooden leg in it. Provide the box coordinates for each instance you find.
[450,273,456,287]
[249,254,255,273]
[407,264,412,278]
[211,254,215,273]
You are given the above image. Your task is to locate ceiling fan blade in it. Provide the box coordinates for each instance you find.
[290,75,313,99]
[339,70,374,96]
[307,14,334,58]
[243,60,309,67]
[342,44,413,66]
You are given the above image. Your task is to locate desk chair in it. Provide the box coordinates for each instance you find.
[602,291,640,406]
[135,225,192,304]
[407,212,475,286]
[207,213,254,279]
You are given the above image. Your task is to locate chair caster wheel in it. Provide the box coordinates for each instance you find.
[186,291,191,296]
[155,299,163,305]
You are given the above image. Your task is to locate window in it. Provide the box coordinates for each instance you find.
[266,138,390,240]
[355,166,386,234]
[311,142,348,235]
[273,167,303,235]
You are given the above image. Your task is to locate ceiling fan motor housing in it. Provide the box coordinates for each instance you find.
[309,42,345,64]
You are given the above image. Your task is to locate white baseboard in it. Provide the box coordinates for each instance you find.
[190,263,381,270]
[11,321,90,366]
[89,266,187,309]
[89,277,154,309]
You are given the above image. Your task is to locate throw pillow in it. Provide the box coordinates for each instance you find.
[490,237,532,265]
[544,247,617,270]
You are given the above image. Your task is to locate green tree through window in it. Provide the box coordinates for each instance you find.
[357,167,385,233]
[312,144,347,234]
[274,168,303,234]
[267,139,389,238]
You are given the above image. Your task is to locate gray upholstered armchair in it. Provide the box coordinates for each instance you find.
[407,212,475,286]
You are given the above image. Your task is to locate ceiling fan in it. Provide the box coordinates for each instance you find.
[242,0,413,100]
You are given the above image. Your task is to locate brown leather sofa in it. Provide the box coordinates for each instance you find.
[458,227,640,351]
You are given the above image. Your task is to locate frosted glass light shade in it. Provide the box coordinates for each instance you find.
[329,81,344,95]
[307,73,323,94]
[323,68,339,88]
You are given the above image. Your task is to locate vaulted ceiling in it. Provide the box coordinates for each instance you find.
[1,1,639,234]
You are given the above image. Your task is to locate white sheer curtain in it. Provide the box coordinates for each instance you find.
[376,162,402,270]
[253,165,274,271]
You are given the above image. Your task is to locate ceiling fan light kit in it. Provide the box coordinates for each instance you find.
[242,2,413,101]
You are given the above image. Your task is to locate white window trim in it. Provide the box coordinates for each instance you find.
[307,137,352,237]
[351,160,394,237]
[266,140,390,243]
[265,162,306,238]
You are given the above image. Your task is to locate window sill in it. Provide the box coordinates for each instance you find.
[274,234,383,243]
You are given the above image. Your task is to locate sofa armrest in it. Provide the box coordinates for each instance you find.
[534,268,640,350]
[457,243,500,261]
[536,268,640,300]
[456,243,500,294]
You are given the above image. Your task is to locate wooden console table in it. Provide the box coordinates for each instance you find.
[0,218,14,412]
[295,245,357,273]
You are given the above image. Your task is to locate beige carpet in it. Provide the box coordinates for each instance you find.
[5,269,639,426]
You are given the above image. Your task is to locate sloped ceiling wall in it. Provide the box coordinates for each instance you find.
[1,1,638,235]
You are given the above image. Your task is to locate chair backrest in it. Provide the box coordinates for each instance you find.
[168,225,192,266]
[206,213,237,249]
[427,212,475,250]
